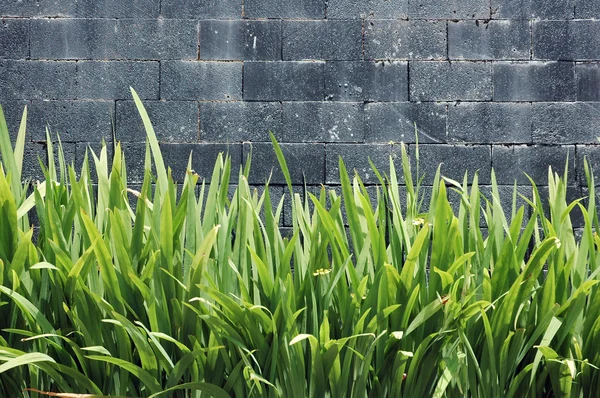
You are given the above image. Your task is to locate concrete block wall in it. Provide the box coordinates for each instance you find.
[1,0,599,226]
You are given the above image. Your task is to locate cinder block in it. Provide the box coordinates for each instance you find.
[244,0,325,18]
[31,19,197,60]
[576,146,600,187]
[243,61,324,101]
[415,144,492,185]
[162,0,241,19]
[409,0,489,19]
[116,100,198,143]
[449,20,530,60]
[365,20,446,60]
[576,0,600,18]
[161,61,242,100]
[160,143,242,183]
[325,61,408,101]
[200,21,281,61]
[493,62,576,101]
[531,103,600,144]
[492,145,575,185]
[327,0,408,19]
[448,102,531,144]
[0,19,29,59]
[365,102,447,143]
[281,102,364,142]
[21,142,48,181]
[244,142,325,185]
[410,61,492,101]
[75,0,159,17]
[491,0,574,19]
[200,102,282,141]
[534,21,600,61]
[283,20,362,61]
[0,100,29,140]
[326,143,404,184]
[77,61,159,100]
[0,1,74,17]
[576,63,600,101]
[0,60,77,100]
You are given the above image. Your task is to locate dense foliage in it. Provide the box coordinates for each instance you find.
[1,89,600,397]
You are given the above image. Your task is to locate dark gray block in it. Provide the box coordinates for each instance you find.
[200,102,282,141]
[491,0,574,19]
[27,100,115,142]
[415,144,492,185]
[75,0,159,17]
[244,0,325,18]
[492,145,575,185]
[160,143,242,183]
[0,100,29,141]
[200,21,281,61]
[326,143,404,184]
[0,19,29,59]
[531,103,600,144]
[161,61,242,100]
[448,102,531,144]
[0,1,74,16]
[20,142,46,181]
[576,0,600,18]
[162,0,241,19]
[325,61,408,101]
[365,102,447,143]
[243,61,324,101]
[576,64,600,101]
[577,146,600,187]
[493,62,576,101]
[244,142,325,185]
[410,61,492,101]
[77,61,159,100]
[31,19,197,60]
[116,100,197,143]
[534,21,600,61]
[0,60,76,100]
[365,20,446,60]
[281,102,364,142]
[283,21,362,61]
[449,20,530,60]
[409,0,489,19]
[327,0,408,19]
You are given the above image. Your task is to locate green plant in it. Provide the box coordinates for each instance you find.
[1,89,600,397]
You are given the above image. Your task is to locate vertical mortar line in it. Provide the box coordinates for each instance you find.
[158,0,162,15]
[158,60,161,100]
[197,101,201,141]
[445,20,449,61]
[197,20,200,60]
[529,19,533,60]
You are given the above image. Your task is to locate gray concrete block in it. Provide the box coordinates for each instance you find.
[200,21,281,61]
[0,1,74,17]
[281,102,364,142]
[576,63,600,101]
[162,0,241,19]
[365,20,446,60]
[325,61,408,101]
[327,0,408,19]
[491,0,574,19]
[244,142,325,185]
[409,0,489,19]
[576,146,600,187]
[243,61,324,101]
[449,20,530,60]
[576,0,600,18]
[160,143,242,183]
[531,103,600,144]
[448,102,531,144]
[200,102,282,141]
[0,100,28,142]
[410,61,492,101]
[283,21,362,61]
[116,100,198,143]
[161,61,242,100]
[365,102,447,143]
[75,0,159,17]
[21,142,48,181]
[326,143,404,184]
[244,0,325,18]
[493,62,576,101]
[27,100,115,142]
[492,145,575,185]
[0,60,76,100]
[77,61,159,100]
[415,144,492,185]
[534,21,600,61]
[31,19,197,60]
[0,19,29,59]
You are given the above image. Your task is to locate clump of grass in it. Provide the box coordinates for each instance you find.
[1,88,600,397]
